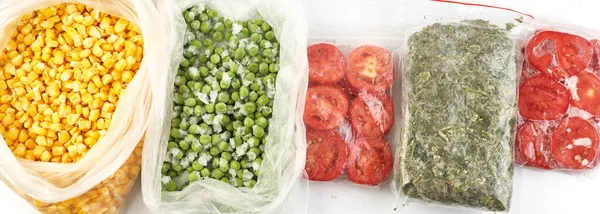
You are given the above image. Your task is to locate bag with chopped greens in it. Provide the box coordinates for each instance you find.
[396,20,519,212]
[141,0,308,213]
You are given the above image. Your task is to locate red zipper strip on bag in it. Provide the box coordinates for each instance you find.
[431,0,535,19]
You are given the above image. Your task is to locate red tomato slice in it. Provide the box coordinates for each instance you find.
[517,122,552,169]
[591,40,600,71]
[551,117,600,169]
[346,45,394,93]
[518,75,570,120]
[303,85,349,130]
[571,72,600,115]
[307,43,346,84]
[305,130,348,181]
[346,138,393,185]
[526,31,592,81]
[349,92,394,137]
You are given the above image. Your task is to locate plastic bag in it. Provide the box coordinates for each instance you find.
[141,0,308,213]
[514,22,600,171]
[0,0,159,213]
[303,39,398,187]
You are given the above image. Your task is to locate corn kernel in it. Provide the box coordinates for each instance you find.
[52,146,65,156]
[14,144,26,156]
[35,135,47,146]
[58,131,71,144]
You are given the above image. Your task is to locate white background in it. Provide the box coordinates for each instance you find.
[2,0,600,213]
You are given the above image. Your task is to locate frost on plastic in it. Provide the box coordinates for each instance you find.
[398,20,517,212]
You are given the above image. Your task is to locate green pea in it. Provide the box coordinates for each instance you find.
[247,63,259,73]
[210,54,221,64]
[199,13,209,21]
[200,21,211,33]
[245,73,256,82]
[249,91,258,102]
[166,180,177,191]
[243,102,256,114]
[234,48,246,60]
[207,8,218,18]
[248,23,259,33]
[167,170,177,178]
[205,104,215,113]
[212,134,221,145]
[199,135,211,145]
[221,152,232,161]
[184,98,196,107]
[161,163,171,174]
[190,20,201,30]
[230,160,241,170]
[179,140,190,151]
[188,171,199,182]
[256,117,268,129]
[191,142,202,153]
[170,128,181,139]
[244,118,254,128]
[253,126,265,138]
[269,63,279,73]
[210,169,224,180]
[175,75,187,86]
[201,168,211,177]
[250,33,261,42]
[249,179,257,187]
[221,114,231,125]
[173,163,183,172]
[265,31,275,41]
[218,93,229,103]
[240,86,250,98]
[248,47,259,56]
[192,161,203,171]
[215,103,227,114]
[184,11,195,22]
[197,66,208,77]
[224,19,233,28]
[226,123,234,131]
[212,157,220,169]
[180,58,190,68]
[219,163,229,172]
[236,169,244,178]
[219,80,231,89]
[250,83,261,92]
[229,92,240,102]
[231,79,241,89]
[261,22,271,31]
[259,63,269,74]
[174,93,184,105]
[255,95,268,107]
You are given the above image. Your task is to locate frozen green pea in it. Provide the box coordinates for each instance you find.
[233,121,243,129]
[189,124,200,134]
[179,140,190,151]
[200,135,211,145]
[259,63,269,74]
[205,103,215,113]
[250,33,261,42]
[231,92,240,102]
[174,93,184,105]
[224,19,233,28]
[188,172,199,182]
[190,39,203,48]
[184,11,195,22]
[175,76,187,86]
[261,22,271,31]
[250,83,261,92]
[214,22,225,32]
[256,95,269,107]
[245,73,256,82]
[226,123,234,131]
[210,54,221,64]
[254,112,263,120]
[269,63,279,73]
[200,21,211,33]
[192,161,203,171]
[179,85,190,94]
[190,20,201,29]
[199,55,208,63]
[201,85,212,94]
[173,163,183,172]
[161,163,171,174]
[213,31,224,42]
[221,177,230,184]
[249,91,258,102]
[212,157,220,169]
[248,47,259,56]
[179,119,190,129]
[212,169,224,179]
[198,66,210,77]
[203,38,213,47]
[237,169,244,177]
[185,98,196,106]
[265,31,275,41]
[248,63,259,73]
[201,168,211,177]
[215,47,224,55]
[199,13,209,21]
[221,152,232,161]
[218,93,230,103]
[234,48,246,60]
[230,160,241,170]
[215,103,227,114]
[243,102,256,114]
[193,105,203,116]
[212,134,221,144]
[191,142,202,152]
[240,159,249,168]
[170,128,181,139]
[257,90,266,96]
[256,117,268,128]
[219,80,230,89]
[244,118,254,128]
[253,126,265,138]
[166,180,177,191]
[219,163,229,172]
[240,86,250,98]
[248,23,259,33]
[180,59,190,68]
[172,117,182,127]
[167,170,177,178]
[230,79,240,89]
[240,28,250,38]
[207,8,218,18]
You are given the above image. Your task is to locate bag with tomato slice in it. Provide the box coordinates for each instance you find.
[141,0,310,213]
[303,39,399,188]
[397,19,520,212]
[516,26,600,172]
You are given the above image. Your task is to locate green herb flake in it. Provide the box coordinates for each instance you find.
[399,20,517,211]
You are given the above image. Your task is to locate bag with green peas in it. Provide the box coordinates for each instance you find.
[142,0,309,213]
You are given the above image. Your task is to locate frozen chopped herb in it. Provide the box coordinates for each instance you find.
[399,20,517,211]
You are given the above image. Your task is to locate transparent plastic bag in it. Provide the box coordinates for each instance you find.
[0,0,159,213]
[141,0,308,213]
[398,19,518,212]
[514,21,600,172]
[303,38,399,187]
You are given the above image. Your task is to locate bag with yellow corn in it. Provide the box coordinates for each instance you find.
[0,0,160,213]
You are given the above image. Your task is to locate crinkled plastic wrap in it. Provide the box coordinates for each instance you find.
[397,20,518,211]
[141,0,308,213]
[303,39,398,187]
[0,0,158,213]
[515,24,600,171]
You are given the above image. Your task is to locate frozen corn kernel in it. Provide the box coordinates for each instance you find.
[0,3,143,163]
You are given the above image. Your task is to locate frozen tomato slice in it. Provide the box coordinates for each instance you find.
[308,43,346,84]
[305,130,348,181]
[346,45,394,93]
[349,92,394,137]
[570,72,600,115]
[517,122,552,169]
[591,40,600,71]
[551,117,600,169]
[518,75,570,120]
[526,31,592,81]
[346,138,393,185]
[303,85,349,130]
